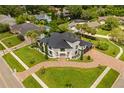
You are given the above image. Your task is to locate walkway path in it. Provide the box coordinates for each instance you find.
[0,40,48,88]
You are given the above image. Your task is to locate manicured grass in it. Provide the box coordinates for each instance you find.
[0,32,13,40]
[111,42,124,62]
[22,76,42,88]
[36,66,106,88]
[97,69,119,88]
[2,35,22,48]
[0,43,5,50]
[14,46,47,67]
[81,37,119,57]
[120,52,124,61]
[69,55,93,62]
[96,29,110,35]
[58,22,69,29]
[3,53,25,72]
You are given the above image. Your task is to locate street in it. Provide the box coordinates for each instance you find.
[0,56,23,88]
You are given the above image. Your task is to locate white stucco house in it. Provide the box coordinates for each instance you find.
[37,32,92,59]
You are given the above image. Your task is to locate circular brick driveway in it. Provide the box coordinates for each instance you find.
[16,49,124,82]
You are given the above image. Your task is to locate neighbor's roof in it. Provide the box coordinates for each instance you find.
[40,32,80,49]
[11,23,41,34]
[0,15,16,26]
[73,19,88,23]
[35,14,51,20]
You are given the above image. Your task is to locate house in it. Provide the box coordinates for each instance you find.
[87,21,100,29]
[37,32,92,59]
[68,19,87,32]
[10,23,41,34]
[0,15,16,26]
[35,13,52,23]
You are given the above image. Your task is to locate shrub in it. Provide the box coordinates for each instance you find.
[40,67,46,75]
[0,23,10,33]
[31,43,37,48]
[87,55,91,60]
[96,41,109,50]
[30,58,35,64]
[17,34,25,41]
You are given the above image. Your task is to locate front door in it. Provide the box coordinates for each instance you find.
[60,53,66,58]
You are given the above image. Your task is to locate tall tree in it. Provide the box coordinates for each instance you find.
[101,16,120,31]
[66,5,82,19]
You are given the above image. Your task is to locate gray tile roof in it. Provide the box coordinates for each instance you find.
[11,23,41,34]
[40,32,80,49]
[0,15,16,26]
[40,32,92,49]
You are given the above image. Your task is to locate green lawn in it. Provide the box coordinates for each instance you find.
[97,69,119,88]
[58,22,69,29]
[0,43,5,50]
[2,35,22,48]
[96,29,110,35]
[0,32,13,40]
[69,55,93,62]
[119,45,124,61]
[22,76,42,88]
[14,46,47,67]
[111,42,124,62]
[120,52,124,61]
[3,53,25,72]
[81,37,119,57]
[36,67,105,88]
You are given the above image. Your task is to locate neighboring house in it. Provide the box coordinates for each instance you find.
[10,23,41,34]
[98,16,107,24]
[87,21,100,29]
[68,19,87,32]
[35,13,52,23]
[0,15,16,26]
[62,8,70,17]
[37,32,92,59]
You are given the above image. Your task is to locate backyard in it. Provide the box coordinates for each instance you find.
[36,66,106,88]
[96,29,110,35]
[81,37,119,57]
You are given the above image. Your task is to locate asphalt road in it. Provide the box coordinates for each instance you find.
[0,56,23,88]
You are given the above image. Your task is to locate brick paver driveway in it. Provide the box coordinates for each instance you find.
[16,49,124,83]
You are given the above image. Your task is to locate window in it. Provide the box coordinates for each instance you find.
[60,48,65,51]
[49,51,52,54]
[75,51,78,55]
[76,45,78,49]
[49,46,52,49]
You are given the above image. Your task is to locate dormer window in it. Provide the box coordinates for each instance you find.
[49,46,52,49]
